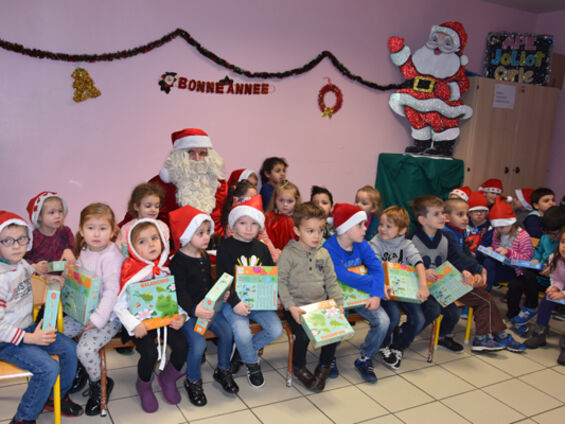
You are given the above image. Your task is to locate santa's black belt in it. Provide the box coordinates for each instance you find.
[405,77,435,93]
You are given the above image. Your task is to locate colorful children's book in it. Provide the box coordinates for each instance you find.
[194,273,234,335]
[428,261,473,307]
[42,282,60,330]
[62,264,101,325]
[235,266,278,310]
[127,276,178,330]
[477,246,542,270]
[47,261,67,273]
[338,265,371,309]
[383,262,421,303]
[300,298,354,348]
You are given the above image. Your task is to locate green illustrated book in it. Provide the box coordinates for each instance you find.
[428,261,473,307]
[127,275,178,330]
[301,299,354,348]
[235,266,278,310]
[62,264,101,326]
[47,261,66,273]
[338,265,371,309]
[194,272,233,335]
[383,262,421,303]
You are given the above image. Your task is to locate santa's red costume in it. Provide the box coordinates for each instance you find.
[123,128,228,236]
[388,21,473,156]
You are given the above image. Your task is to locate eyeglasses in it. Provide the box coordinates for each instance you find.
[0,236,30,247]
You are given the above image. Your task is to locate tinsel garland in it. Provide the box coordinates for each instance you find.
[0,28,402,91]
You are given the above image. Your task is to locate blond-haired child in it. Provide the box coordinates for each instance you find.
[355,185,382,240]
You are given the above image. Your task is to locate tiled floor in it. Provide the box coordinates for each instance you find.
[2,292,565,424]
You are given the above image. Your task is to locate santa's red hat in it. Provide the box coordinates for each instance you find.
[169,205,214,251]
[467,191,489,212]
[489,197,517,227]
[332,203,367,235]
[26,191,68,229]
[228,195,265,231]
[0,210,33,251]
[430,21,468,66]
[515,188,534,211]
[227,169,256,188]
[449,186,471,202]
[478,178,503,195]
[170,128,213,151]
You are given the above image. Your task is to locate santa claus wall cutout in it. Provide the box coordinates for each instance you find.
[388,21,473,157]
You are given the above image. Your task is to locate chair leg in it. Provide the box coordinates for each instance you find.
[464,307,474,344]
[99,349,108,417]
[53,373,61,424]
[284,325,294,387]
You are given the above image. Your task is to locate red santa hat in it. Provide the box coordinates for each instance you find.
[228,195,265,231]
[515,188,534,211]
[332,203,367,235]
[170,128,213,151]
[26,191,68,229]
[478,178,503,195]
[169,205,214,251]
[467,191,489,212]
[0,210,33,251]
[227,169,256,188]
[449,186,471,202]
[489,197,517,227]
[430,21,469,66]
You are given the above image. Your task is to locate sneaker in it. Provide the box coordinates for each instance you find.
[511,307,537,325]
[512,323,529,337]
[184,379,207,407]
[460,306,469,320]
[379,346,400,370]
[44,394,84,417]
[494,333,527,353]
[328,357,339,378]
[437,336,464,354]
[390,347,403,368]
[246,362,265,388]
[213,368,239,393]
[471,336,506,352]
[354,358,377,383]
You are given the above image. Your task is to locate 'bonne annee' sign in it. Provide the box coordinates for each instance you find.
[483,32,553,86]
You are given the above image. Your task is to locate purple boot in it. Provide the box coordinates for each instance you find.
[136,376,158,413]
[157,362,184,404]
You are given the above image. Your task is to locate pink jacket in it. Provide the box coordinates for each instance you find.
[549,255,565,291]
[491,227,534,276]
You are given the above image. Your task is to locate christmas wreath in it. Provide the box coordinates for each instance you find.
[318,79,343,118]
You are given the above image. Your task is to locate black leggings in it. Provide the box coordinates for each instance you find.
[132,328,188,381]
[507,270,541,319]
[283,309,337,369]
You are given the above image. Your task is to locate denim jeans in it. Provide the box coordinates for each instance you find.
[0,323,77,421]
[351,305,390,358]
[381,300,425,350]
[182,313,233,381]
[221,304,283,364]
[483,258,516,291]
[422,297,460,337]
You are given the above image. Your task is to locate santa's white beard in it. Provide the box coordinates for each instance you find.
[164,149,225,214]
[412,46,461,79]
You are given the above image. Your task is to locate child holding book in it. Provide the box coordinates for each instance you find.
[265,181,301,250]
[278,202,344,391]
[311,185,336,240]
[169,205,239,407]
[63,203,124,416]
[114,219,188,413]
[523,188,556,238]
[324,203,389,383]
[369,206,428,369]
[354,185,382,241]
[217,195,283,388]
[259,157,287,210]
[466,191,493,254]
[0,211,84,423]
[24,191,76,274]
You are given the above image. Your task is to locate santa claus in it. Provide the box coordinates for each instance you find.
[388,21,473,156]
[124,128,228,236]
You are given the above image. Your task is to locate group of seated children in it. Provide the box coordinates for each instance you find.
[2,162,565,424]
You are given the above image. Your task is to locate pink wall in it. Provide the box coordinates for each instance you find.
[0,0,546,229]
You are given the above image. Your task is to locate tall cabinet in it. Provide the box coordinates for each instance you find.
[453,76,559,193]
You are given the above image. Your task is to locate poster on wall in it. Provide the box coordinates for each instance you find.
[483,32,553,85]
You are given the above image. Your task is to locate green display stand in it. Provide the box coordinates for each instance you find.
[375,153,464,231]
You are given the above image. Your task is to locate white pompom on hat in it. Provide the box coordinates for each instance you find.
[332,203,367,235]
[228,195,265,231]
[169,204,214,251]
[0,210,33,251]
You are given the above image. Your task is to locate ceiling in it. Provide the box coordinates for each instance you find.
[482,0,565,13]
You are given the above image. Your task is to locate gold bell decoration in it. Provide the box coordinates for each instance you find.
[71,68,101,102]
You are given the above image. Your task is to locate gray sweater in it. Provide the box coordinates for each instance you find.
[369,235,423,267]
[277,240,344,309]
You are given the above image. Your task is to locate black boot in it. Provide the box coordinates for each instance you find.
[436,140,456,157]
[405,140,431,154]
[85,377,114,416]
[69,361,88,394]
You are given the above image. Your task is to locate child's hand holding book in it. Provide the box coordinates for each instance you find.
[365,296,381,311]
[288,305,306,324]
[195,300,215,320]
[24,320,56,346]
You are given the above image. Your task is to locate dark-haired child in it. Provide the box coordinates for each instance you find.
[311,185,335,240]
[259,157,287,210]
[523,188,556,238]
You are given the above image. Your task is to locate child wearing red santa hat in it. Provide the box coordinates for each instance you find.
[169,205,239,407]
[466,191,493,254]
[227,168,258,188]
[114,219,188,413]
[478,178,504,207]
[449,186,471,202]
[24,191,76,274]
[513,188,534,229]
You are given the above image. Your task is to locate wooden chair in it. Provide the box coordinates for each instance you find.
[431,302,474,357]
[0,275,63,424]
